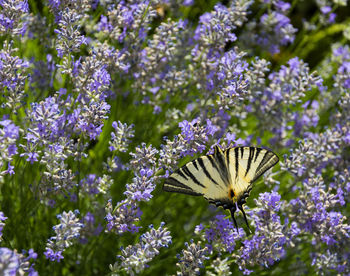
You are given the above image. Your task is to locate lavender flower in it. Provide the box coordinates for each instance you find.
[0,247,38,276]
[109,121,135,153]
[79,174,113,195]
[207,257,233,276]
[240,1,296,54]
[124,168,155,202]
[48,0,91,20]
[214,49,249,110]
[109,222,171,275]
[45,210,84,262]
[332,44,350,91]
[176,240,208,275]
[286,175,350,273]
[0,119,19,177]
[233,192,295,274]
[0,212,7,241]
[105,199,141,235]
[0,247,20,275]
[0,41,29,111]
[0,0,29,35]
[178,118,217,157]
[194,1,252,48]
[196,215,245,253]
[79,212,103,244]
[130,142,159,171]
[249,57,322,146]
[54,9,87,58]
[1,0,350,274]
[98,1,157,45]
[316,0,347,26]
[281,128,343,179]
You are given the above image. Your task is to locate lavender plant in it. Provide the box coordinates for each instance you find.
[0,0,350,275]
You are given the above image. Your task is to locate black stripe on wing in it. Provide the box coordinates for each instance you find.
[207,154,229,186]
[163,184,203,196]
[163,177,203,196]
[192,159,199,170]
[234,147,239,179]
[181,166,205,188]
[225,148,231,169]
[254,147,262,162]
[245,147,255,177]
[240,147,244,158]
[176,169,188,180]
[252,150,279,183]
[197,157,219,186]
[213,146,230,185]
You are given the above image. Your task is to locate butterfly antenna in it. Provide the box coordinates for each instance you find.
[230,206,238,232]
[238,204,251,233]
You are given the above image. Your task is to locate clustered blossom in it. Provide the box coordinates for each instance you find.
[233,192,296,274]
[0,0,29,35]
[109,223,171,275]
[0,119,19,177]
[214,50,249,110]
[44,210,84,262]
[124,168,155,202]
[287,176,350,274]
[105,199,141,235]
[332,44,350,91]
[109,121,135,153]
[0,41,29,111]
[241,0,296,54]
[0,247,38,276]
[178,118,218,157]
[315,0,347,26]
[281,128,344,179]
[0,212,7,241]
[79,174,113,195]
[250,57,323,146]
[54,9,87,58]
[194,1,252,48]
[195,215,245,253]
[48,0,91,20]
[129,142,158,171]
[79,212,103,244]
[104,168,156,235]
[176,240,209,275]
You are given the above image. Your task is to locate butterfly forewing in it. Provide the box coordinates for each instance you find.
[163,149,229,200]
[163,158,206,196]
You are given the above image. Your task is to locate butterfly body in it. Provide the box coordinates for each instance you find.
[163,146,279,229]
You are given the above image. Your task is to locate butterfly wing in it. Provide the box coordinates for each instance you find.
[163,146,279,229]
[163,146,230,203]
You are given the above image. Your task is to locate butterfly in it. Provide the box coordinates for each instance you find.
[163,146,279,230]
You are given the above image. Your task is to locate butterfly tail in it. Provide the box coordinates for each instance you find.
[230,205,238,232]
[238,204,251,233]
